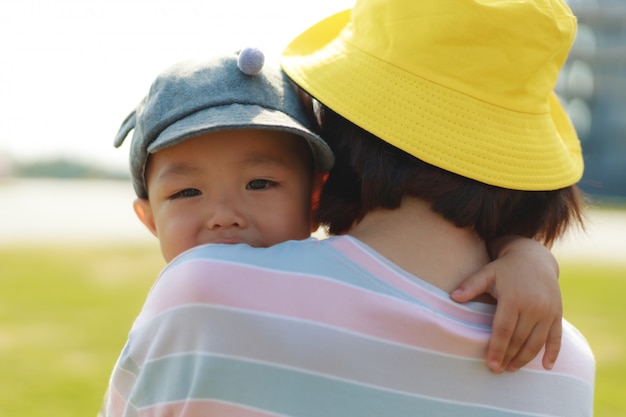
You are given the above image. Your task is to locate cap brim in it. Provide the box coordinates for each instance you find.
[148,103,334,171]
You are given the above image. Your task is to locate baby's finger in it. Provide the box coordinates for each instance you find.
[486,308,519,373]
[541,319,563,370]
[505,321,548,371]
[498,315,535,372]
[450,265,494,303]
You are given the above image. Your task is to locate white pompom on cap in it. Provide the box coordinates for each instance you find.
[237,47,265,75]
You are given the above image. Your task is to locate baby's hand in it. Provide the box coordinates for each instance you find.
[451,236,562,373]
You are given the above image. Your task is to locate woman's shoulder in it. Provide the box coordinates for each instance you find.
[165,237,341,272]
[553,319,596,383]
[134,238,344,328]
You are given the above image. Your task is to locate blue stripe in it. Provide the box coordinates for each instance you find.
[131,354,546,417]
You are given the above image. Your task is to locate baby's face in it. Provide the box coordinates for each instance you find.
[136,129,322,262]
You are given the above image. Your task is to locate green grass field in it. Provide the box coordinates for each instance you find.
[0,245,623,416]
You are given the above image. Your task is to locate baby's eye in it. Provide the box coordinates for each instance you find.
[246,179,277,190]
[170,188,201,199]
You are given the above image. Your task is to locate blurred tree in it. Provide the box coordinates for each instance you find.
[14,158,128,180]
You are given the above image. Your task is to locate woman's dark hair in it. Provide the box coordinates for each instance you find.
[315,104,585,246]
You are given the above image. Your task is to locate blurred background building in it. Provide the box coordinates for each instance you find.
[559,0,626,201]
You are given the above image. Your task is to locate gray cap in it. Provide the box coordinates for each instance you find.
[114,49,334,198]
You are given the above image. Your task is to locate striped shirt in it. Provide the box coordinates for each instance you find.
[105,236,595,417]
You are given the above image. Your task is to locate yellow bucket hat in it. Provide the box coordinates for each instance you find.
[281,0,584,191]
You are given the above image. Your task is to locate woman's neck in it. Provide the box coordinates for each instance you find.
[348,197,490,294]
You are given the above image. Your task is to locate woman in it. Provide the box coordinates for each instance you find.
[280,0,594,414]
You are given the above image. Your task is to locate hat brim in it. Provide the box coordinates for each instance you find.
[148,103,335,172]
[281,10,583,191]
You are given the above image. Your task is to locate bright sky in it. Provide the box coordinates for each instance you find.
[0,0,354,172]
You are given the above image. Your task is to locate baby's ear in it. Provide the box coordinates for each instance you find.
[310,171,328,232]
[133,198,158,237]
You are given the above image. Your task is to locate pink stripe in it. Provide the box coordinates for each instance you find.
[139,400,280,417]
[136,259,491,360]
[107,384,128,417]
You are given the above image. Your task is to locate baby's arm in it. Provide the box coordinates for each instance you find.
[451,236,562,374]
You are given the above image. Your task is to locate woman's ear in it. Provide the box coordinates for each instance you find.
[133,198,158,237]
[310,171,328,232]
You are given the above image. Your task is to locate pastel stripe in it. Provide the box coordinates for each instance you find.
[107,384,136,417]
[138,400,283,417]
